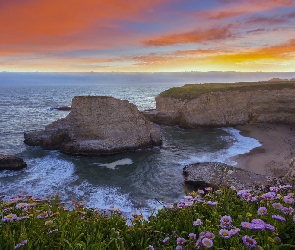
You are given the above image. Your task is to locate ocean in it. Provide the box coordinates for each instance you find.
[0,71,294,216]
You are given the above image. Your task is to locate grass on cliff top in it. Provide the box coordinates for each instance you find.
[1,184,295,249]
[159,81,295,101]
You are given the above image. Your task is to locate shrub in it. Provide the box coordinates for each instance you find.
[159,81,295,100]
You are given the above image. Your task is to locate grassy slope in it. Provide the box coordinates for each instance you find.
[159,81,295,101]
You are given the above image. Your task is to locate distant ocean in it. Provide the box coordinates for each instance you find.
[0,71,294,216]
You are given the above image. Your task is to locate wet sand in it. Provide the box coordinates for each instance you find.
[231,124,295,177]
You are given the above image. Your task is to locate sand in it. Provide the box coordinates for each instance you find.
[231,123,295,177]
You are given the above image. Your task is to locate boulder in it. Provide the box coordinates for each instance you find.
[0,154,27,170]
[183,162,282,190]
[24,96,162,156]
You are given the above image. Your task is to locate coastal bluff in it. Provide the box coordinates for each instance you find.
[143,81,295,128]
[24,96,162,156]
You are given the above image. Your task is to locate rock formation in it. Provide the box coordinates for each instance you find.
[53,106,71,111]
[144,83,295,128]
[283,157,295,184]
[183,162,282,190]
[24,96,162,156]
[0,154,27,170]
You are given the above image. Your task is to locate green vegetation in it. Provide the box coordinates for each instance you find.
[159,81,295,101]
[1,185,295,249]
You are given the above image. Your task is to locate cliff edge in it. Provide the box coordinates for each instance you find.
[143,81,295,128]
[24,96,162,156]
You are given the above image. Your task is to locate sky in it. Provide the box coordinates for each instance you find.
[0,0,295,72]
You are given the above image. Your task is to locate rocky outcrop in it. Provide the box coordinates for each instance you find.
[283,157,295,184]
[183,162,282,190]
[53,106,71,111]
[0,154,27,170]
[144,87,295,128]
[24,96,162,156]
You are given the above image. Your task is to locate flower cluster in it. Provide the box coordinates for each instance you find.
[14,240,28,249]
[166,184,295,249]
[241,218,275,231]
[196,231,215,249]
[242,235,257,248]
[1,184,295,249]
[2,213,30,222]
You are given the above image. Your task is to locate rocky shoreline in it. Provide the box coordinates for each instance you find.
[18,85,295,188]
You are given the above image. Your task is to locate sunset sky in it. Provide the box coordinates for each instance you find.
[1,0,295,72]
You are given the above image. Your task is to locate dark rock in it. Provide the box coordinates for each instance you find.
[0,154,27,170]
[24,96,162,156]
[53,106,71,111]
[142,110,181,126]
[183,162,283,190]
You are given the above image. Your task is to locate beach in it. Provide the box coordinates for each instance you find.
[232,123,295,177]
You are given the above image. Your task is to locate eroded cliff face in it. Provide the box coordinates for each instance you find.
[24,96,162,156]
[144,88,295,128]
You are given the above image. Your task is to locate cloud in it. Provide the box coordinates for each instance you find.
[1,0,295,72]
[144,26,234,46]
[205,38,295,61]
[244,16,291,26]
[198,0,295,20]
[0,0,168,49]
[286,12,295,18]
[131,38,295,71]
[246,28,267,34]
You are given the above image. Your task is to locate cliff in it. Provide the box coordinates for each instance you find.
[24,96,162,156]
[143,81,295,128]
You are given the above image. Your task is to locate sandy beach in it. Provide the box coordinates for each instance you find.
[231,123,295,177]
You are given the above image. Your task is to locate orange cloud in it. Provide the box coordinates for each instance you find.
[1,0,294,72]
[131,39,295,72]
[209,39,295,64]
[0,0,168,49]
[199,0,295,19]
[144,26,233,46]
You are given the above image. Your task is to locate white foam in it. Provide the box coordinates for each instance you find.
[178,127,261,166]
[100,158,133,169]
[222,127,261,165]
[0,156,77,199]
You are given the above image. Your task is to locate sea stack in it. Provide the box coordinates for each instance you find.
[24,96,162,156]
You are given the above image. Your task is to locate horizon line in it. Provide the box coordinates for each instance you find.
[1,71,295,74]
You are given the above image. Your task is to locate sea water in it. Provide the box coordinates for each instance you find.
[0,72,294,215]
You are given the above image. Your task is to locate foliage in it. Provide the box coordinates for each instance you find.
[159,81,295,100]
[1,184,295,249]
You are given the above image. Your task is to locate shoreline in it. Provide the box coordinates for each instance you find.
[231,123,295,177]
